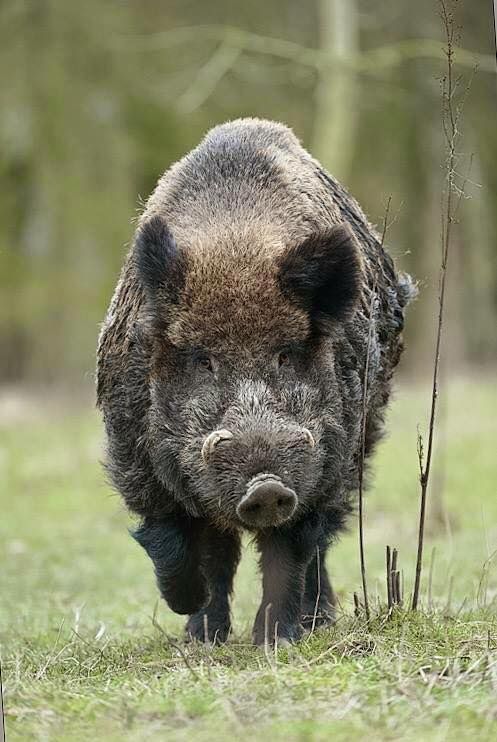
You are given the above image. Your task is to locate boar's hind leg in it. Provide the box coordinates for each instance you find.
[186,528,241,644]
[253,516,321,646]
[301,545,336,631]
[133,515,209,615]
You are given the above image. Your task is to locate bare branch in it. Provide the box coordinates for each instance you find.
[412,0,475,611]
[310,545,322,634]
[151,607,201,681]
[353,591,361,617]
[357,197,391,622]
[386,545,392,610]
[177,42,241,113]
[114,26,496,75]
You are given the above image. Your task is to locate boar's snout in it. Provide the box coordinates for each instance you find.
[200,421,317,528]
[237,474,297,528]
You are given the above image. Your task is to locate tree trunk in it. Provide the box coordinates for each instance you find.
[312,0,359,183]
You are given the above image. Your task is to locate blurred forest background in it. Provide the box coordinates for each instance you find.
[0,0,495,388]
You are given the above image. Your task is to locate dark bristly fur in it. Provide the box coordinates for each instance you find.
[96,118,415,645]
[278,224,363,328]
[135,216,186,303]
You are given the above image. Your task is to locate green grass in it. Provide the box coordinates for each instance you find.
[1,376,496,740]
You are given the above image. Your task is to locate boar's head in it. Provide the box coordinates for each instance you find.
[136,215,363,530]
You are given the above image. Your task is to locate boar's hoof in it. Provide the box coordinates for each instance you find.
[302,427,315,447]
[237,474,297,528]
[301,601,335,631]
[275,638,292,649]
[252,619,304,646]
[201,429,233,463]
[185,611,231,644]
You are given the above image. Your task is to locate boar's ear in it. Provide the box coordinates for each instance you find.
[135,215,186,302]
[278,223,363,328]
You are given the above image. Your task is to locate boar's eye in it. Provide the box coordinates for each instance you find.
[278,351,291,368]
[197,355,214,372]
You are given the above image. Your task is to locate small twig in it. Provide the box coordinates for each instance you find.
[455,596,469,618]
[310,545,321,635]
[386,546,392,610]
[353,592,361,618]
[357,197,392,623]
[35,621,70,680]
[444,574,454,615]
[390,548,398,606]
[416,429,424,480]
[395,572,402,606]
[70,628,107,677]
[380,196,393,246]
[264,603,272,663]
[476,549,497,608]
[274,624,279,662]
[428,546,437,611]
[391,548,398,576]
[151,610,200,681]
[412,0,474,611]
[273,621,280,661]
[385,546,403,610]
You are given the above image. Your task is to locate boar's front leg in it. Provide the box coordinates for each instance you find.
[186,528,241,644]
[301,544,336,630]
[133,515,209,615]
[253,516,321,645]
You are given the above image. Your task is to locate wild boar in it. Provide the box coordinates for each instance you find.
[96,118,414,645]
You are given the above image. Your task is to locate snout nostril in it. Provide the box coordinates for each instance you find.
[237,476,297,527]
[201,429,233,463]
[246,502,261,513]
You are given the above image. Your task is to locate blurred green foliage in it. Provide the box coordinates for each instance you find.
[0,0,495,384]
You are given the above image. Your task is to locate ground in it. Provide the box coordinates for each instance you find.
[1,375,496,741]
